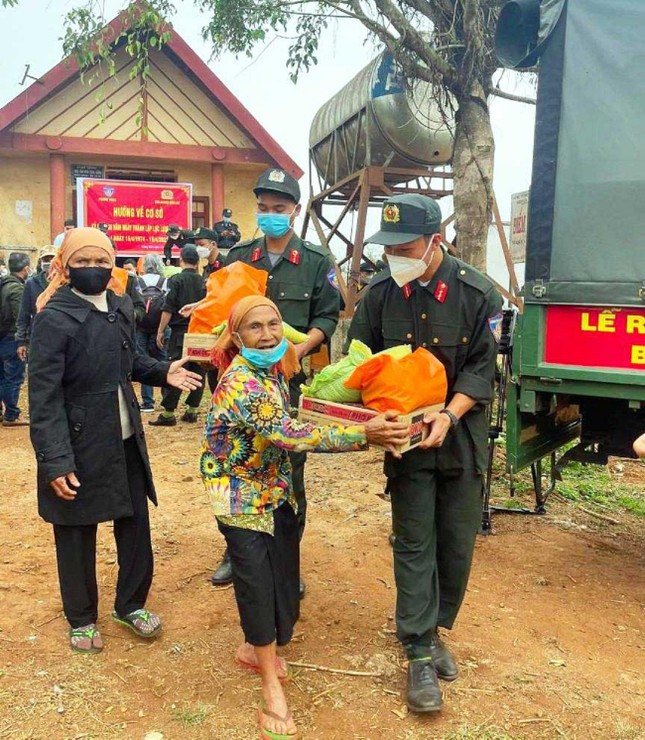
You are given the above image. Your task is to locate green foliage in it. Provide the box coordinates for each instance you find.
[170,702,211,727]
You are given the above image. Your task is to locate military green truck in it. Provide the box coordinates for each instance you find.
[494,0,645,513]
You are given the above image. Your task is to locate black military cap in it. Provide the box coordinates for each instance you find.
[167,224,181,234]
[366,194,442,246]
[253,168,301,203]
[180,244,200,264]
[98,222,109,233]
[223,208,232,217]
[193,227,218,242]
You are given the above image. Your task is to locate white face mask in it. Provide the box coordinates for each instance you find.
[387,243,433,287]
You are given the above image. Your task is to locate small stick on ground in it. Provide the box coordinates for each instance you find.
[289,661,381,677]
[579,507,621,525]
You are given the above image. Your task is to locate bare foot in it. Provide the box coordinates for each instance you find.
[236,642,288,680]
[260,677,297,736]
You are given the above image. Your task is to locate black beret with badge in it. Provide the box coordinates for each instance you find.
[366,194,442,246]
[253,168,301,203]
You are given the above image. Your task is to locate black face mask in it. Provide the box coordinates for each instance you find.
[68,266,112,295]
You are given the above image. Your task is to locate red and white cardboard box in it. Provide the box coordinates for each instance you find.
[298,396,443,454]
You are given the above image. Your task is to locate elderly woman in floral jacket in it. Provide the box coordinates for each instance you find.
[201,295,408,739]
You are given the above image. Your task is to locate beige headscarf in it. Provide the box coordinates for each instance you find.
[36,227,121,311]
[211,295,300,379]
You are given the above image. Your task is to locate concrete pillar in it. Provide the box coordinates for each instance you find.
[49,154,66,241]
[211,163,224,225]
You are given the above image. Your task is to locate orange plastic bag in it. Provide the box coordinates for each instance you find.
[110,266,129,295]
[187,262,268,334]
[344,347,448,414]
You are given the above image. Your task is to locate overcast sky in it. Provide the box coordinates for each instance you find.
[0,0,535,281]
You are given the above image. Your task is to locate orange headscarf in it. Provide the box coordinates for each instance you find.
[211,295,300,379]
[36,227,123,311]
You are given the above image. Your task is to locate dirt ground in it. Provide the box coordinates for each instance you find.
[0,408,643,740]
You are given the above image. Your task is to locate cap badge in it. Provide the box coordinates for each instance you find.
[268,169,286,183]
[383,203,400,224]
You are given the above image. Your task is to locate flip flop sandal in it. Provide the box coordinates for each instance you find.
[111,608,162,638]
[257,703,297,740]
[236,655,290,682]
[69,624,103,654]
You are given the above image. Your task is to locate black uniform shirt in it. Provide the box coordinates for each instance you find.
[162,268,206,330]
[347,254,503,473]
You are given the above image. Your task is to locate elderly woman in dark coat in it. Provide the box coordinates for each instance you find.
[28,228,202,653]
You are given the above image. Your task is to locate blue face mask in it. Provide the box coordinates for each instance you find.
[256,211,294,239]
[239,337,289,369]
[223,217,230,224]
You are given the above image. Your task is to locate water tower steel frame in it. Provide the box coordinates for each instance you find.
[301,161,456,316]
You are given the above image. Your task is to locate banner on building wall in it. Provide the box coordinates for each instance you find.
[77,178,192,254]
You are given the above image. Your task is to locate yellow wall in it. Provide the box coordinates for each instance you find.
[0,156,51,257]
[0,153,268,254]
[223,166,265,242]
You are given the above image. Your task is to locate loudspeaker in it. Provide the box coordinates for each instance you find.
[495,0,542,68]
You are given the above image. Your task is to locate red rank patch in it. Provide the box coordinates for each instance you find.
[251,247,262,262]
[434,281,448,303]
[288,249,300,265]
[402,284,412,300]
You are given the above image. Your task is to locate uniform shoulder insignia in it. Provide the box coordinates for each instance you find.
[454,258,495,294]
[368,268,392,288]
[301,241,329,258]
[229,238,256,251]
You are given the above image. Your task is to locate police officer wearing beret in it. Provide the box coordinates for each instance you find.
[211,168,341,593]
[347,194,502,713]
[212,208,241,251]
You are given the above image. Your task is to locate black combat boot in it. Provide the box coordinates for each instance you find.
[406,658,443,713]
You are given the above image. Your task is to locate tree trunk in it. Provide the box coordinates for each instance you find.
[451,86,495,272]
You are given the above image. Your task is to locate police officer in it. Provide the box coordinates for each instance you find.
[149,245,207,426]
[211,168,341,593]
[347,194,502,713]
[163,225,193,266]
[193,227,223,280]
[212,208,241,251]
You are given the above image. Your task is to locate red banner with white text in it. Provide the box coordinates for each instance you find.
[77,178,192,255]
[544,305,645,370]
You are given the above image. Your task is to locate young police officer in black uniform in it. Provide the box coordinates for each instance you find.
[211,169,341,597]
[347,194,502,713]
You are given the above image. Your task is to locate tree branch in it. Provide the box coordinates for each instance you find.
[369,0,460,91]
[490,86,536,105]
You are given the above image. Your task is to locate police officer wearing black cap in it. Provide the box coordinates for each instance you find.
[149,244,206,426]
[347,194,502,713]
[194,227,223,280]
[211,168,341,593]
[212,208,241,251]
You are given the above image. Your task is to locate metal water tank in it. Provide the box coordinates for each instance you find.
[310,52,454,186]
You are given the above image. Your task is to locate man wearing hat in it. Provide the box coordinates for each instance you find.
[98,223,117,250]
[212,208,241,251]
[211,168,341,593]
[347,194,502,713]
[149,245,206,426]
[193,227,223,280]
[15,246,57,362]
[163,224,190,266]
[0,252,31,425]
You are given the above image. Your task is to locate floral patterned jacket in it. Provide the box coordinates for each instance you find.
[201,354,367,517]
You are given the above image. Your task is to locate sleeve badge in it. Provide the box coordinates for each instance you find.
[488,312,503,343]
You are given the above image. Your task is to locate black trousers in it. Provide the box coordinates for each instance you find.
[388,465,483,659]
[218,502,300,647]
[52,437,154,628]
[161,329,206,412]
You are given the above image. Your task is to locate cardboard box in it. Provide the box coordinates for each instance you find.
[182,333,216,363]
[298,396,444,454]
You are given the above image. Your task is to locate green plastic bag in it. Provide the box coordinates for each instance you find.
[301,340,372,402]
